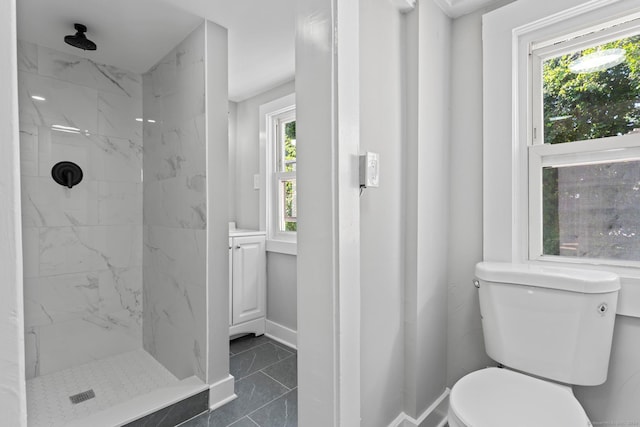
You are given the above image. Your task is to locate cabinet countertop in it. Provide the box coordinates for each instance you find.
[229,229,266,237]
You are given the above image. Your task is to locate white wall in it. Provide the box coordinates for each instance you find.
[0,0,27,424]
[228,101,237,222]
[296,0,362,422]
[574,315,640,422]
[266,252,297,330]
[446,8,494,386]
[232,81,298,334]
[19,41,144,379]
[204,19,233,393]
[402,0,451,419]
[233,80,294,230]
[143,23,207,380]
[449,1,640,423]
[358,0,404,425]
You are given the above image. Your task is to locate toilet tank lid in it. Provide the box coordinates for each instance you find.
[476,262,620,294]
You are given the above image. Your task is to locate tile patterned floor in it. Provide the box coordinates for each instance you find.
[26,349,178,427]
[181,335,298,427]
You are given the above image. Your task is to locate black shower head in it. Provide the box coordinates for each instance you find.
[64,23,96,51]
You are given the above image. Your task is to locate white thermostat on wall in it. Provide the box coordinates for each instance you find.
[359,152,380,188]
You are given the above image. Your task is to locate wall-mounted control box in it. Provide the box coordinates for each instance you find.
[359,152,380,188]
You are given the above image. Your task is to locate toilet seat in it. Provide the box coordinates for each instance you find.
[449,368,590,427]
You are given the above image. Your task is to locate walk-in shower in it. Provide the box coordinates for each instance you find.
[17,1,231,424]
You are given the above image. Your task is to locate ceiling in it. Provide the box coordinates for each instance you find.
[17,0,506,102]
[17,0,296,102]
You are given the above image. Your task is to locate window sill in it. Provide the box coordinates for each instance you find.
[266,239,297,256]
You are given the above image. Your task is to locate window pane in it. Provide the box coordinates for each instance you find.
[543,35,640,145]
[285,121,296,171]
[279,178,297,232]
[278,120,296,172]
[542,160,640,260]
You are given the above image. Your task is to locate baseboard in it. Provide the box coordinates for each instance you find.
[265,320,297,349]
[208,374,236,411]
[388,388,450,427]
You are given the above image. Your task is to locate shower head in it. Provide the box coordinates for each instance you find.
[64,23,96,51]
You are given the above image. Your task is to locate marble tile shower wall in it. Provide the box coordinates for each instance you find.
[142,23,207,381]
[17,40,143,379]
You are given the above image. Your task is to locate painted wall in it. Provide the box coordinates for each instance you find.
[233,80,295,230]
[446,9,493,386]
[296,0,362,421]
[358,0,404,425]
[266,252,297,330]
[0,0,27,422]
[232,80,297,333]
[402,0,451,420]
[449,1,640,423]
[142,23,208,381]
[203,19,231,390]
[575,315,640,423]
[18,40,143,379]
[228,101,237,222]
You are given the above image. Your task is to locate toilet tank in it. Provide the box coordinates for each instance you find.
[476,262,620,386]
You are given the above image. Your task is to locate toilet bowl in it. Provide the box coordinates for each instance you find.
[448,368,589,427]
[448,262,620,427]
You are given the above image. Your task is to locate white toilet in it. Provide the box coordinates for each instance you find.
[448,262,620,427]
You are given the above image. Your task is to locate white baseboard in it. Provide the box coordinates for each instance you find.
[388,388,450,427]
[208,374,236,411]
[265,320,297,349]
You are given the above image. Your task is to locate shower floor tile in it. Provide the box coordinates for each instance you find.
[26,349,178,427]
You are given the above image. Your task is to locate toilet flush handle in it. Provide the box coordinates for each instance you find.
[473,279,480,289]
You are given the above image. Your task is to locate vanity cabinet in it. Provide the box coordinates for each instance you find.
[229,231,266,337]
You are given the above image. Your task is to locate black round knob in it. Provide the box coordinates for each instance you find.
[51,161,83,189]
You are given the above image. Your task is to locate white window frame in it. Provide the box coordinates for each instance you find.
[528,20,640,268]
[259,93,297,255]
[483,0,640,318]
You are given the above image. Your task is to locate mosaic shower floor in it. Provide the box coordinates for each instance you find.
[26,349,178,427]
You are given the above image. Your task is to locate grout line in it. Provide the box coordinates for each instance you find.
[224,336,298,427]
[232,352,295,382]
[269,340,296,354]
[175,410,209,426]
[245,415,260,427]
[243,390,291,422]
[260,370,292,391]
[229,341,272,358]
[229,337,295,360]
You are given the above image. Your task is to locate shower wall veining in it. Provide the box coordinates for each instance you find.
[142,23,208,381]
[17,41,143,379]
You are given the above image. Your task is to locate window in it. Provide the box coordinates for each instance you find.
[529,22,640,266]
[273,110,297,233]
[259,93,296,254]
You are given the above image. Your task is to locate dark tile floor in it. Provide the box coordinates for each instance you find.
[180,335,298,427]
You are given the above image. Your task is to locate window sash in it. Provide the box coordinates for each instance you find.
[529,133,640,266]
[531,18,640,147]
[275,113,296,173]
[274,171,296,234]
[268,107,296,243]
[528,20,640,267]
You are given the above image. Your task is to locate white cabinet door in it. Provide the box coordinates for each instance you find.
[231,235,266,325]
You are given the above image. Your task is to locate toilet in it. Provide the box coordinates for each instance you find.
[448,262,620,427]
